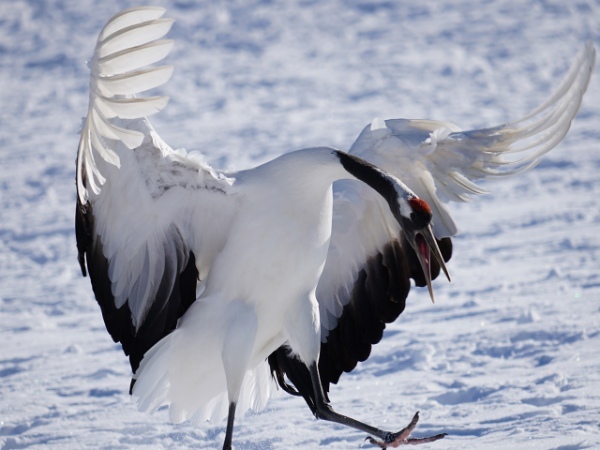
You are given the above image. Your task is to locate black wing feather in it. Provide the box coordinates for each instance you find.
[268,237,452,409]
[76,199,198,380]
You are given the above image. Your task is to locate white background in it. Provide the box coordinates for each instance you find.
[1,0,599,448]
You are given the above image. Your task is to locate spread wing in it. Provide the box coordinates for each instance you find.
[349,43,595,239]
[269,42,595,408]
[75,7,236,376]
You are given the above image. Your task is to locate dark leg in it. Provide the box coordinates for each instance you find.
[223,402,236,450]
[309,362,386,436]
[308,363,447,447]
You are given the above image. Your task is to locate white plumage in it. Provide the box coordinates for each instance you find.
[76,7,595,449]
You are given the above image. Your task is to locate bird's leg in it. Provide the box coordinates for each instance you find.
[309,362,385,436]
[220,302,258,450]
[223,402,236,450]
[308,363,446,447]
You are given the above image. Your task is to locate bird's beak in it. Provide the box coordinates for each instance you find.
[413,225,451,303]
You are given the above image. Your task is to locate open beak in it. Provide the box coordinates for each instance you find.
[412,225,451,303]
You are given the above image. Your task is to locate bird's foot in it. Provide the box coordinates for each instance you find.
[365,412,447,448]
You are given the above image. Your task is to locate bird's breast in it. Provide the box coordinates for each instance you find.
[205,185,334,307]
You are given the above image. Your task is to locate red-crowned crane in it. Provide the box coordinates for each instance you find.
[75,7,595,449]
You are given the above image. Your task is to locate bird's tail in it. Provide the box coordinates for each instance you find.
[131,300,277,425]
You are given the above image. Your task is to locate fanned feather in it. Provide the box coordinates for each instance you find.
[98,6,167,41]
[77,9,175,203]
[96,65,174,96]
[94,95,169,119]
[98,40,174,76]
[348,42,595,237]
[98,18,175,58]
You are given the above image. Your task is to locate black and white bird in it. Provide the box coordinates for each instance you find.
[75,7,594,450]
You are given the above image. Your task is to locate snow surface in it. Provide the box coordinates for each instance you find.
[1,0,600,449]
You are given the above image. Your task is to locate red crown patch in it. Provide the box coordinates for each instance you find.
[408,198,432,216]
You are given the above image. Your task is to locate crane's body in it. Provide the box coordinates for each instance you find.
[76,6,595,449]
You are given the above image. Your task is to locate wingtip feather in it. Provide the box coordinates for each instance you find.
[99,7,167,42]
[77,7,175,200]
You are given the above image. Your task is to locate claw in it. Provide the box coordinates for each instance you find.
[365,412,447,448]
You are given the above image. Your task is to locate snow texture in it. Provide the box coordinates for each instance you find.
[1,0,599,449]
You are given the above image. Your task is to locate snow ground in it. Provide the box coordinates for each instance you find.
[1,0,599,448]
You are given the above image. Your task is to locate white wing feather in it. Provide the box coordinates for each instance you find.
[76,7,235,330]
[350,42,595,238]
[77,7,174,201]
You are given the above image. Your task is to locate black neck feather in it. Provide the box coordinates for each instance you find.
[334,150,402,221]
